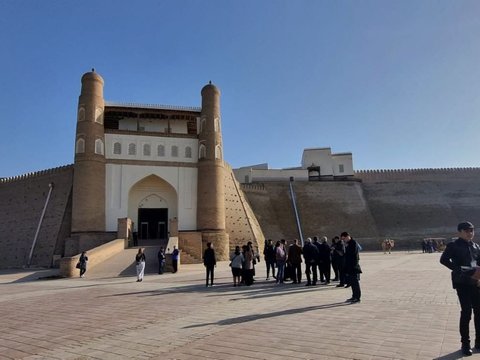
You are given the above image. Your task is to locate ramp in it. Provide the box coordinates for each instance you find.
[86,246,163,279]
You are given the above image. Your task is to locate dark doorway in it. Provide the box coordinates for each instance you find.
[138,208,168,240]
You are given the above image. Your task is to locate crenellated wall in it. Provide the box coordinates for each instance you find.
[243,168,480,250]
[355,167,480,181]
[0,166,74,268]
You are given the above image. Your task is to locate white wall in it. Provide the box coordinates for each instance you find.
[105,164,198,232]
[251,169,308,182]
[301,148,334,176]
[332,154,354,176]
[105,134,198,162]
[119,119,189,134]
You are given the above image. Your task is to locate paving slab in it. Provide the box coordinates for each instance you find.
[0,251,474,359]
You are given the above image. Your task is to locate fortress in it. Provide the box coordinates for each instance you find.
[1,71,479,270]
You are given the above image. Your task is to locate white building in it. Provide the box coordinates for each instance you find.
[233,147,354,184]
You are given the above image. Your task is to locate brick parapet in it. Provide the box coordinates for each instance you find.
[0,165,73,185]
[355,167,480,182]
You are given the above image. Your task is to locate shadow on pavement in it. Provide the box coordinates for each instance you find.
[434,350,464,360]
[96,279,348,302]
[182,302,351,328]
[0,269,61,284]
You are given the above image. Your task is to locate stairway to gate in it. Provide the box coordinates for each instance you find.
[85,244,201,279]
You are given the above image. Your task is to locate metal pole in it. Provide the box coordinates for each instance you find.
[289,177,304,247]
[27,182,54,268]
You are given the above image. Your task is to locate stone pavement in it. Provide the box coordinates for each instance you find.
[0,251,474,360]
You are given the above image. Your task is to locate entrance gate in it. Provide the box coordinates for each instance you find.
[138,208,168,240]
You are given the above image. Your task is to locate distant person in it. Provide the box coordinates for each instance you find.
[319,236,332,284]
[135,248,146,282]
[243,244,255,286]
[422,239,428,253]
[440,221,480,356]
[333,237,346,287]
[341,232,362,303]
[247,241,260,279]
[275,240,287,284]
[303,238,319,286]
[157,247,166,274]
[331,236,340,281]
[288,239,303,284]
[263,239,276,280]
[203,242,217,287]
[172,246,179,273]
[78,251,88,278]
[230,245,244,287]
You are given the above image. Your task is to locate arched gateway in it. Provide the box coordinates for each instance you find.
[128,175,177,241]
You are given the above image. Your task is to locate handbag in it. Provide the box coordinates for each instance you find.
[75,262,81,269]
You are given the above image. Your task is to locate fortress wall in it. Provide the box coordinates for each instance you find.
[356,167,480,182]
[361,174,480,243]
[243,169,480,250]
[243,181,379,248]
[224,165,265,254]
[0,166,73,268]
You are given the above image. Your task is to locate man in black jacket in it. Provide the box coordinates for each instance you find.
[263,239,276,280]
[203,242,217,287]
[341,231,362,303]
[303,238,319,286]
[440,221,480,356]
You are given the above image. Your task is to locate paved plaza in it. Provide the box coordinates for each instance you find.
[0,251,476,359]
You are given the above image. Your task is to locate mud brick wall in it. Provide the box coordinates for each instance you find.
[242,168,480,251]
[0,166,73,268]
[224,165,265,254]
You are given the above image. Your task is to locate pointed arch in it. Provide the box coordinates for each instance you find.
[76,138,85,154]
[95,139,104,155]
[215,145,222,160]
[199,144,206,159]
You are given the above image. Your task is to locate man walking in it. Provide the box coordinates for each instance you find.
[341,231,362,303]
[440,221,480,356]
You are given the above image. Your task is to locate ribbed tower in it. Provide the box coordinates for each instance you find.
[71,70,106,232]
[197,82,229,260]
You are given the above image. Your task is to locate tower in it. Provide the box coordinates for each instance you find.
[197,82,229,260]
[71,70,106,232]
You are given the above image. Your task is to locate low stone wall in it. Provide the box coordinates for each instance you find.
[60,238,126,277]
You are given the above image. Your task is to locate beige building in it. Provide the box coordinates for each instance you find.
[0,71,264,269]
[233,147,354,183]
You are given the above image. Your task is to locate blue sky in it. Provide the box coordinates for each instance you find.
[1,0,479,177]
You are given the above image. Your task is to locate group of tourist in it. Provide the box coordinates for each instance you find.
[258,232,362,303]
[78,234,361,304]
